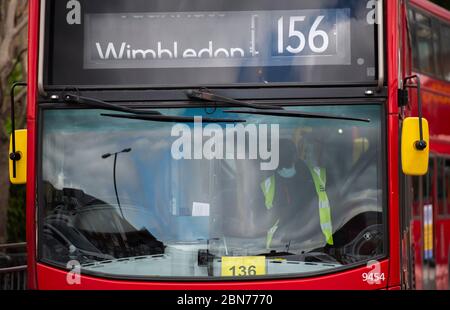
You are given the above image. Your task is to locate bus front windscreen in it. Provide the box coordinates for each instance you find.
[40,104,385,279]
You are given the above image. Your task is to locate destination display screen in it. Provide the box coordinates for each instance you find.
[44,0,379,88]
[84,9,350,69]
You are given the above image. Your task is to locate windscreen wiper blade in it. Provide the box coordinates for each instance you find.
[63,93,244,123]
[185,89,283,110]
[101,113,245,123]
[63,93,161,115]
[257,250,295,257]
[224,109,371,123]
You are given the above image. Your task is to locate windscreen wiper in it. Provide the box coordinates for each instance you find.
[63,93,162,115]
[101,113,245,123]
[186,89,283,110]
[62,93,244,123]
[223,109,371,123]
[257,250,295,257]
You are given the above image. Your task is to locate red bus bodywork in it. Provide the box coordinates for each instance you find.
[24,0,449,289]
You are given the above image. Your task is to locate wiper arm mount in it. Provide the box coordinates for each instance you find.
[186,89,283,110]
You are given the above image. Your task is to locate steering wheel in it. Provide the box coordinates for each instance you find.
[342,224,384,260]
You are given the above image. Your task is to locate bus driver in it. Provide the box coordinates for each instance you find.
[259,139,334,250]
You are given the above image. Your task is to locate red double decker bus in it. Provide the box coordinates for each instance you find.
[405,0,450,290]
[7,0,449,289]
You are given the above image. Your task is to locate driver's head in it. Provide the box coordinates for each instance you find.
[277,139,298,178]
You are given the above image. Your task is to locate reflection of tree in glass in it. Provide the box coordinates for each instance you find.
[42,181,164,263]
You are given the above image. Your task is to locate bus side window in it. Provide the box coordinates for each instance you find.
[411,9,438,77]
[431,18,442,78]
[408,9,419,72]
[437,158,445,216]
[441,24,450,82]
[446,160,450,215]
[412,176,420,217]
[423,158,434,206]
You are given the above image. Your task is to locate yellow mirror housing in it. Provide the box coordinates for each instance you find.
[9,129,27,184]
[401,117,429,176]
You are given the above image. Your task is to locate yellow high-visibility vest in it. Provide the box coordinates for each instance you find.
[308,166,334,246]
[260,166,334,248]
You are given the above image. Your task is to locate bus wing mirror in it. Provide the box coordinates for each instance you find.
[9,82,27,184]
[401,117,429,176]
[9,129,27,184]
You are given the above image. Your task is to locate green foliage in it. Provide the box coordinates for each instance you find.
[5,117,12,135]
[7,185,26,243]
[3,59,25,137]
[7,62,23,87]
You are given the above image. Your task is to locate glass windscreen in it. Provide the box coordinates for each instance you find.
[40,105,384,279]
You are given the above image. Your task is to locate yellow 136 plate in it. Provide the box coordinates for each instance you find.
[221,256,266,277]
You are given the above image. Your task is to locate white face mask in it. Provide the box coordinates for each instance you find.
[277,165,296,178]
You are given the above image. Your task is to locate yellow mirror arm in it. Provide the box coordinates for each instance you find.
[404,75,427,152]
